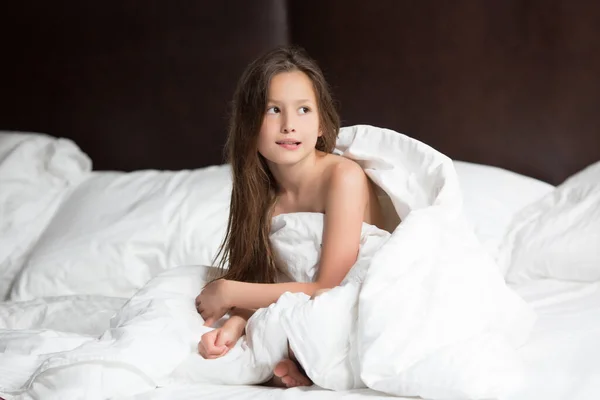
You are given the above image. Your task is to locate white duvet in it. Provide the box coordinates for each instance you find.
[0,126,536,400]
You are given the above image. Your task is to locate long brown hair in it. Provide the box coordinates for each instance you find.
[213,45,340,284]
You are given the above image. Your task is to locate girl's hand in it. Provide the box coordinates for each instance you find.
[198,316,245,359]
[196,279,231,326]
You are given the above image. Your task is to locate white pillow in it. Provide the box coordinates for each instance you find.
[10,165,231,301]
[0,132,91,300]
[452,161,555,260]
[500,160,600,283]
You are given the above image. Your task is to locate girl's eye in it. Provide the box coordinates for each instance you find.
[299,106,310,114]
[266,106,280,114]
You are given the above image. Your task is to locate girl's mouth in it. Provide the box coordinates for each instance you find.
[276,141,301,150]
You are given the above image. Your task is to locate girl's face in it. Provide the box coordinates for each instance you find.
[257,71,321,166]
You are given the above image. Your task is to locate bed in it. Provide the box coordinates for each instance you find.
[1,1,599,399]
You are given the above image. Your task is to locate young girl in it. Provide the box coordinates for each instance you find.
[195,45,387,388]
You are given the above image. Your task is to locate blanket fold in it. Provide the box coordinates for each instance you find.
[247,125,536,399]
[0,125,535,400]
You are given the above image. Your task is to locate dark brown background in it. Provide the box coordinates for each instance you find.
[1,0,599,184]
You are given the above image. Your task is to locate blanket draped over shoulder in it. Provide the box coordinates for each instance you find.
[0,126,535,400]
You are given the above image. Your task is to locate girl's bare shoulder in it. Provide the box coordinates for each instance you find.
[321,154,369,195]
[320,154,389,231]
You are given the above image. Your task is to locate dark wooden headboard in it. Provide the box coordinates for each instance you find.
[0,1,289,171]
[1,1,599,185]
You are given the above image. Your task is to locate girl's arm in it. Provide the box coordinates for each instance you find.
[229,307,255,324]
[225,281,323,310]
[224,162,370,310]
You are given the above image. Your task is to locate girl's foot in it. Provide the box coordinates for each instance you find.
[272,358,312,388]
[267,343,312,388]
[268,288,329,387]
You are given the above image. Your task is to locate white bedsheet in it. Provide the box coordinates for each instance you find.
[1,280,597,400]
[0,295,126,337]
[1,127,598,400]
[245,126,535,399]
[0,126,536,400]
[501,280,600,400]
[119,279,600,400]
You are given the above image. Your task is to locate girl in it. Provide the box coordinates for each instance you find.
[195,45,387,388]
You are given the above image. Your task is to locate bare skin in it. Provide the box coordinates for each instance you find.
[199,290,332,388]
[197,71,394,389]
[272,151,387,231]
[198,318,312,388]
[267,345,312,388]
[266,288,331,388]
[197,72,391,324]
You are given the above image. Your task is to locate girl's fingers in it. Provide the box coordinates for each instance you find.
[204,331,221,350]
[214,345,229,358]
[200,332,222,358]
[198,341,209,358]
[215,330,231,347]
[199,341,228,359]
[205,346,229,359]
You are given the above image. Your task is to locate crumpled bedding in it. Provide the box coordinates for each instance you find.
[248,125,536,399]
[0,125,536,400]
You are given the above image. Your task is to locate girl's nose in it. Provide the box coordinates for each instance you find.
[281,118,296,133]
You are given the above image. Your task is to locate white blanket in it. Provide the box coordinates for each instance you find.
[248,126,536,398]
[0,126,536,400]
